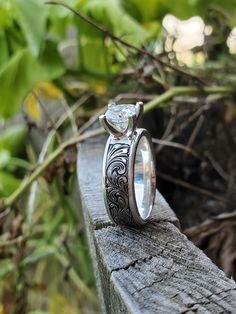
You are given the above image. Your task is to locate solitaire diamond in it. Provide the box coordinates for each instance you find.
[105,104,136,133]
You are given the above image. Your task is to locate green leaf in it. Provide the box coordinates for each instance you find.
[13,0,48,56]
[39,40,65,80]
[121,0,201,21]
[48,0,77,39]
[0,259,14,279]
[22,246,57,266]
[80,37,110,76]
[0,49,46,119]
[158,0,196,19]
[0,150,11,169]
[79,0,147,46]
[0,170,21,197]
[0,31,8,70]
[120,0,161,22]
[0,246,57,279]
[0,0,13,30]
[0,124,27,156]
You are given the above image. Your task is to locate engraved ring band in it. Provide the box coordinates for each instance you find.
[99,102,156,225]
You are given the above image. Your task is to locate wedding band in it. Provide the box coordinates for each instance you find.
[99,102,156,225]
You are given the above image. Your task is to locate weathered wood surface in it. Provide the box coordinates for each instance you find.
[77,132,236,314]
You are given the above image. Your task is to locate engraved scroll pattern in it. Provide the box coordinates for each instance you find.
[105,143,135,225]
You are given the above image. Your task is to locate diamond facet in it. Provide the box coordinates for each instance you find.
[105,104,136,133]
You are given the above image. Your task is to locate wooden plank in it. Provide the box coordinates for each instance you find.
[77,132,236,314]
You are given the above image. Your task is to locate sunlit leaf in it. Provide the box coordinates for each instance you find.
[0,45,64,120]
[0,150,11,169]
[25,80,64,120]
[36,81,63,100]
[49,293,80,314]
[48,0,77,38]
[79,0,147,46]
[0,49,46,119]
[80,37,110,76]
[13,0,48,56]
[0,1,13,30]
[25,93,41,121]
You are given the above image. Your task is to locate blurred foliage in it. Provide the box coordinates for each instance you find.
[0,0,235,119]
[0,0,236,313]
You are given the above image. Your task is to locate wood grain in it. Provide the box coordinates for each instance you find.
[77,132,236,314]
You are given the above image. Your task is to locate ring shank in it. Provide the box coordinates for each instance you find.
[103,128,156,225]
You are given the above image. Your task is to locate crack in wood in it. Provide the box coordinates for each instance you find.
[112,255,154,273]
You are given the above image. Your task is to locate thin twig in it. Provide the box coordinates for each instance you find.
[60,98,78,135]
[152,138,201,159]
[77,86,234,137]
[156,170,229,204]
[205,151,229,181]
[156,103,211,155]
[2,128,105,209]
[45,1,206,85]
[186,115,205,148]
[0,235,25,248]
[0,208,10,220]
[111,38,137,70]
[56,252,98,303]
[33,91,63,143]
[27,95,90,222]
[56,93,92,130]
[77,107,106,135]
[113,93,157,103]
[161,113,176,140]
[144,86,234,113]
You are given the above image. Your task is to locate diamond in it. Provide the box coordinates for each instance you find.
[105,104,136,133]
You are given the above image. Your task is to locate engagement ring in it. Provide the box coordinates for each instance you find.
[99,102,156,225]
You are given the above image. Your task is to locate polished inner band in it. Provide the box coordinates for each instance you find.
[134,135,155,220]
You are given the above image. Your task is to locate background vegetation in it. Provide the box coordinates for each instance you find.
[0,0,236,313]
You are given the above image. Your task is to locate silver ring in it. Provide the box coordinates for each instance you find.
[99,102,156,225]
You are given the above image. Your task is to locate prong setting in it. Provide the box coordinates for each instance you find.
[108,102,115,108]
[99,102,144,139]
[99,114,123,138]
[126,114,136,139]
[135,101,144,125]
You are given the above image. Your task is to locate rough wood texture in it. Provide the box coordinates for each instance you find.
[77,133,236,314]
